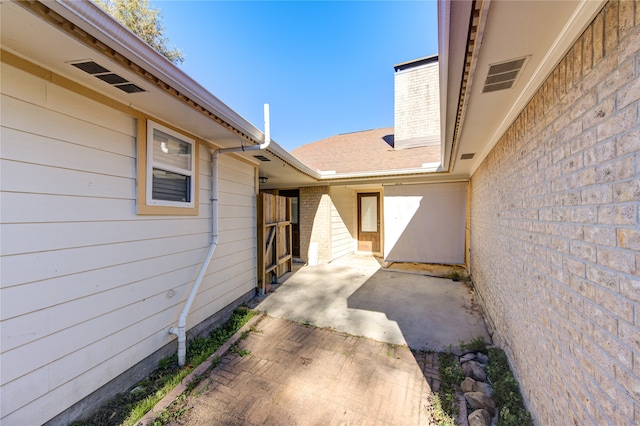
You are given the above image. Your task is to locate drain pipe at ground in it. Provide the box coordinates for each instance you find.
[169,104,271,367]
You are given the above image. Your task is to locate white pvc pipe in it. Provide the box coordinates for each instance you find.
[169,104,271,367]
[215,104,271,154]
[263,103,270,147]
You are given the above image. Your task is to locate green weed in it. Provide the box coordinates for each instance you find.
[429,393,457,426]
[486,348,532,426]
[71,308,256,426]
[459,336,488,354]
[436,352,465,419]
[231,343,251,357]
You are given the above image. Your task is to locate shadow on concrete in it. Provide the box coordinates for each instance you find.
[252,254,490,352]
[248,254,491,424]
[346,270,490,352]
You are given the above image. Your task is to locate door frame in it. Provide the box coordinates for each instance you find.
[357,192,382,254]
[278,189,300,258]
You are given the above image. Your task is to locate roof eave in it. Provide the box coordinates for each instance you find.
[465,0,607,176]
[438,0,473,173]
[45,0,266,145]
[314,162,444,181]
[265,141,323,179]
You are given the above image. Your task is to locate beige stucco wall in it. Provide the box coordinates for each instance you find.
[470,1,640,424]
[384,182,466,264]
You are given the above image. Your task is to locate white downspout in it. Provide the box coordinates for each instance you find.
[169,104,271,367]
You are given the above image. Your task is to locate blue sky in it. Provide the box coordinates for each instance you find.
[159,1,438,151]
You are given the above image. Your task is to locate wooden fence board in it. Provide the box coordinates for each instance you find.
[257,193,292,293]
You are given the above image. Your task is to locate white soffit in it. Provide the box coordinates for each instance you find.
[467,0,606,176]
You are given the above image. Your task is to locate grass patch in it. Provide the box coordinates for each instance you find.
[71,308,256,426]
[434,352,464,424]
[486,348,532,426]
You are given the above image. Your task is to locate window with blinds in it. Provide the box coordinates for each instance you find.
[146,120,195,207]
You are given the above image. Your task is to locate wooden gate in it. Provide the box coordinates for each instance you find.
[257,193,293,294]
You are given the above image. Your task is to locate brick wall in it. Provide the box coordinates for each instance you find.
[394,61,441,149]
[299,186,331,264]
[470,1,640,424]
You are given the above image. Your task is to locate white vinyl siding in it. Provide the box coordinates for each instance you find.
[330,186,356,260]
[0,62,256,425]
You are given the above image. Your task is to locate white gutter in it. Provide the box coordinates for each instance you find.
[316,162,443,180]
[437,0,451,170]
[169,105,271,367]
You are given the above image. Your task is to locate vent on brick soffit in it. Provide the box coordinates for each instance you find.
[69,60,146,94]
[482,56,529,93]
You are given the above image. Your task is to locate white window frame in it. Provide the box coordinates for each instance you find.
[146,120,196,208]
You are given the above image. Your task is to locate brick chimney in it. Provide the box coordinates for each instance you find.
[393,55,440,150]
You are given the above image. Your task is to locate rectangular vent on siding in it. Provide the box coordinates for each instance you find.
[482,57,528,93]
[253,155,271,162]
[460,153,475,160]
[69,60,145,94]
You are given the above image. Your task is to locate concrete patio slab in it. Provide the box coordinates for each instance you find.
[252,254,490,351]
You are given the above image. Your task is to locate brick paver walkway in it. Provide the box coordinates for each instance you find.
[166,316,438,425]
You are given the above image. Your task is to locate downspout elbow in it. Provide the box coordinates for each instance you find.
[168,324,186,366]
[259,103,271,150]
[169,104,269,368]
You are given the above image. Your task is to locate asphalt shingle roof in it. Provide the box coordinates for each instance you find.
[291,127,441,174]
